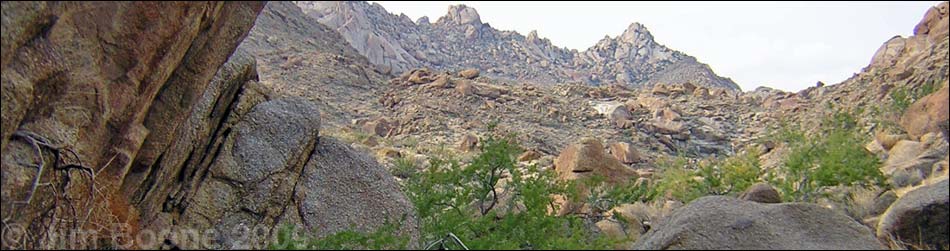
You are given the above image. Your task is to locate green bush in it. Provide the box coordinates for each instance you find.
[404,132,622,250]
[765,111,887,202]
[273,130,625,250]
[269,222,409,250]
[891,80,939,112]
[651,149,763,203]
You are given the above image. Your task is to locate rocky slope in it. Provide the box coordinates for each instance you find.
[237,1,389,127]
[295,1,740,91]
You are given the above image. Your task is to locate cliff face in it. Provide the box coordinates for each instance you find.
[296,1,740,91]
[1,2,417,249]
[0,2,266,248]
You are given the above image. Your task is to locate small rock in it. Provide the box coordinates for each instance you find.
[738,183,782,203]
[518,150,542,162]
[457,134,479,152]
[459,68,480,79]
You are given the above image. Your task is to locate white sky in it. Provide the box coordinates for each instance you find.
[372,1,941,92]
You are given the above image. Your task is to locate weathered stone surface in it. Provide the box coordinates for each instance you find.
[0,2,266,249]
[632,196,886,250]
[281,137,420,246]
[176,98,322,250]
[877,179,949,249]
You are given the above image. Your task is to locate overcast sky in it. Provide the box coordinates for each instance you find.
[372,1,940,92]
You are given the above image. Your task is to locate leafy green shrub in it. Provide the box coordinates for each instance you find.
[404,132,622,250]
[891,80,939,112]
[651,148,763,203]
[765,111,887,202]
[275,130,626,250]
[269,222,409,250]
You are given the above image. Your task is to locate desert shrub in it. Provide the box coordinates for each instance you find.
[404,132,621,250]
[273,130,623,250]
[891,80,939,112]
[651,148,763,203]
[269,222,409,250]
[765,111,887,202]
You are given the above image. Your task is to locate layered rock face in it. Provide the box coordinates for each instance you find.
[1,2,417,249]
[295,1,740,91]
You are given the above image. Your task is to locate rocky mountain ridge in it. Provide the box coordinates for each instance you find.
[294,1,741,91]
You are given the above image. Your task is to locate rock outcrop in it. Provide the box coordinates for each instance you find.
[901,83,949,140]
[1,2,266,249]
[632,196,886,250]
[1,2,418,249]
[296,2,740,91]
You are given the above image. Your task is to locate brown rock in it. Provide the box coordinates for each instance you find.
[0,2,267,249]
[653,108,681,122]
[738,183,782,203]
[900,83,949,140]
[554,138,638,183]
[518,150,542,162]
[610,105,635,129]
[455,79,477,96]
[378,148,402,159]
[362,118,395,137]
[649,118,686,135]
[458,68,480,79]
[876,133,910,151]
[408,68,437,84]
[609,142,641,164]
[457,134,479,152]
[652,84,671,96]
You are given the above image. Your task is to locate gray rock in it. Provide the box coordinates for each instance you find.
[632,196,885,250]
[869,190,899,217]
[280,137,420,248]
[877,179,949,249]
[738,183,782,204]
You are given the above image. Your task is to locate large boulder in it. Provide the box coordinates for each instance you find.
[554,138,639,216]
[632,196,886,250]
[172,98,322,249]
[877,179,948,249]
[901,83,948,140]
[278,137,420,248]
[555,138,638,184]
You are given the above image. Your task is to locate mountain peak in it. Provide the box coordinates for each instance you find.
[620,22,655,45]
[439,4,482,26]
